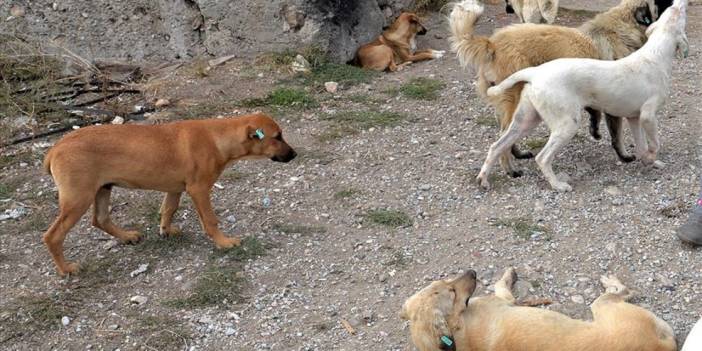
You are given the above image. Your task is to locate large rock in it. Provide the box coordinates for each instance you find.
[0,0,413,63]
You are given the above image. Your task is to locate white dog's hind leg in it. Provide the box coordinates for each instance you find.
[535,115,578,192]
[478,100,540,189]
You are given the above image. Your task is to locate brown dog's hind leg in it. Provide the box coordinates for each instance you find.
[43,191,94,276]
[159,192,182,237]
[92,186,143,244]
[498,95,527,178]
[187,185,241,249]
[494,267,517,303]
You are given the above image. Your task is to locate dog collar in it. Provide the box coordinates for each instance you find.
[440,335,456,351]
[255,129,265,140]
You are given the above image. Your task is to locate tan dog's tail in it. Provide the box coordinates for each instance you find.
[486,67,537,97]
[449,0,495,69]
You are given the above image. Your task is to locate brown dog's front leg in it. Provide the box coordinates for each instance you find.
[159,192,182,237]
[186,185,241,249]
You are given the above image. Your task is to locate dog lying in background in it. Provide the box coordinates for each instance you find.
[505,0,560,24]
[480,0,688,191]
[401,268,676,351]
[353,12,445,71]
[449,0,673,178]
[42,113,297,276]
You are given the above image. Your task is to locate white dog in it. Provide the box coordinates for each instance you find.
[505,0,560,24]
[682,317,702,351]
[477,0,689,192]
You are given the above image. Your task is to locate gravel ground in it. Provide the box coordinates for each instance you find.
[0,2,700,351]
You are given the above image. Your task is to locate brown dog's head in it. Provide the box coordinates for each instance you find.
[390,12,428,37]
[240,113,296,163]
[401,270,477,351]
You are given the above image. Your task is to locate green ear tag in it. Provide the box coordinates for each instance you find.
[255,129,265,139]
[441,336,454,346]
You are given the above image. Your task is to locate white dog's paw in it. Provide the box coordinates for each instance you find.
[600,275,626,293]
[431,50,446,59]
[652,160,666,169]
[457,0,484,14]
[476,174,491,190]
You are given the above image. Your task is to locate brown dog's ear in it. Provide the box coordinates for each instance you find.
[635,4,654,26]
[246,126,265,140]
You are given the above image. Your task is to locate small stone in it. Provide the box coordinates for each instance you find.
[225,327,236,336]
[571,295,585,304]
[605,186,622,196]
[10,5,25,17]
[19,162,28,167]
[611,198,625,206]
[324,81,338,94]
[103,240,118,251]
[225,215,237,223]
[108,324,119,330]
[61,316,71,326]
[291,55,311,73]
[129,263,149,278]
[111,116,125,125]
[419,184,431,191]
[130,295,148,305]
[154,98,170,108]
[378,273,388,283]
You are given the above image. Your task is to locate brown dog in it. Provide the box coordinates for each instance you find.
[402,268,677,351]
[354,12,445,71]
[42,113,296,276]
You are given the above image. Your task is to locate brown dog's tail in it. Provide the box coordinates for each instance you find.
[449,0,496,69]
[43,149,53,176]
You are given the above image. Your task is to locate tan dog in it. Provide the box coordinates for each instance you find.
[505,0,560,24]
[401,268,676,351]
[354,12,445,71]
[42,113,296,276]
[449,0,670,178]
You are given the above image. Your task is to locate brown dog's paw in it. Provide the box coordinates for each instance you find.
[58,261,80,277]
[159,225,182,237]
[215,236,242,249]
[120,231,144,244]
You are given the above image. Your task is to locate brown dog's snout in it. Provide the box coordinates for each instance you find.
[272,145,297,163]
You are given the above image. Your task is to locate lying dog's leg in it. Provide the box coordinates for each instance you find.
[159,192,182,237]
[92,186,143,244]
[605,114,636,163]
[187,185,242,249]
[399,49,445,63]
[586,108,602,140]
[43,190,94,276]
[478,100,540,189]
[494,267,517,303]
[535,117,578,192]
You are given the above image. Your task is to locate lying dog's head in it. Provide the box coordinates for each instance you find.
[240,113,297,163]
[401,270,477,351]
[646,0,689,58]
[390,12,428,37]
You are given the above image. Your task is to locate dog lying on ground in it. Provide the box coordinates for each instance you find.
[42,113,296,276]
[353,12,445,71]
[401,267,676,351]
[479,0,688,191]
[449,0,673,178]
[505,0,560,24]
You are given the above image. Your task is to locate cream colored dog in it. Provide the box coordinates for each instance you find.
[505,0,560,24]
[478,0,688,191]
[401,268,676,351]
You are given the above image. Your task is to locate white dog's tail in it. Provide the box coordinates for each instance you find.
[486,67,537,97]
[449,0,495,69]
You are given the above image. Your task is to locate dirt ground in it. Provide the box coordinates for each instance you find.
[1,2,701,351]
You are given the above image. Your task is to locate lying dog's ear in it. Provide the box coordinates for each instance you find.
[635,4,654,26]
[247,126,265,140]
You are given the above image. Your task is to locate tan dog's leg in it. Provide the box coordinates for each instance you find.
[92,186,143,243]
[398,49,444,64]
[159,192,182,236]
[43,191,94,276]
[494,267,517,303]
[187,185,241,249]
[590,275,633,316]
